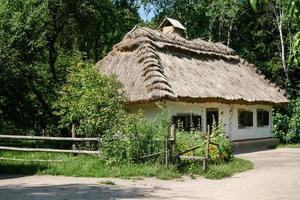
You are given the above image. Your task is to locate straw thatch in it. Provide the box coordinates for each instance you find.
[96,27,288,105]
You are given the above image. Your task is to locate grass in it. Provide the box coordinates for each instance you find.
[203,158,253,179]
[0,150,253,180]
[178,158,253,179]
[97,180,115,185]
[276,143,300,148]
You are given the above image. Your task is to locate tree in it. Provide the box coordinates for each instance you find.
[0,0,141,133]
[54,61,126,136]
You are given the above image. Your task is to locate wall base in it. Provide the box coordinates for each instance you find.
[232,138,279,154]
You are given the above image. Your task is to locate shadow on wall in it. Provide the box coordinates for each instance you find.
[0,183,153,200]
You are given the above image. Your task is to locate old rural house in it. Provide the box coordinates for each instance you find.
[96,18,288,144]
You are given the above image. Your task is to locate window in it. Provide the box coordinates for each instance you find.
[257,109,269,127]
[172,114,202,132]
[238,109,253,129]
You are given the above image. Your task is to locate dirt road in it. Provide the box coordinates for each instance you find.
[0,148,299,200]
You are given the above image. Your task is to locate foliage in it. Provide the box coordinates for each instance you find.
[100,111,170,164]
[276,143,300,148]
[273,98,300,143]
[203,158,253,179]
[176,123,233,164]
[0,150,181,180]
[0,150,253,179]
[54,61,126,137]
[210,123,233,162]
[0,0,140,133]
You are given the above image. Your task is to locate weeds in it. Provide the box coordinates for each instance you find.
[0,151,252,180]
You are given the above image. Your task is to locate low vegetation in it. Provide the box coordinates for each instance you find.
[276,143,300,148]
[273,98,300,144]
[0,151,252,180]
[0,118,253,180]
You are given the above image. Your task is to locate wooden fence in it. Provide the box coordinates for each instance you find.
[0,125,215,172]
[140,125,213,172]
[0,134,100,155]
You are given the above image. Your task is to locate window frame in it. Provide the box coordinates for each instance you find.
[172,113,202,132]
[257,109,270,127]
[238,109,254,129]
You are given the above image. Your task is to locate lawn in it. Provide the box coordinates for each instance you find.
[0,150,253,180]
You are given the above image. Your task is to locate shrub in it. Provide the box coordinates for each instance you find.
[176,123,233,163]
[273,98,300,143]
[100,112,170,164]
[54,61,126,137]
[210,123,233,162]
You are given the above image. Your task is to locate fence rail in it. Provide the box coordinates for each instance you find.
[0,133,100,155]
[0,146,99,154]
[0,134,99,142]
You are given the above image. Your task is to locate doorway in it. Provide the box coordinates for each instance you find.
[206,108,219,132]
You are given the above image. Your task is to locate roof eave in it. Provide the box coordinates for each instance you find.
[126,96,289,107]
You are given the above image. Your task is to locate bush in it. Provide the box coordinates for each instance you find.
[54,60,126,137]
[273,98,300,143]
[210,123,233,162]
[100,112,170,164]
[176,123,233,163]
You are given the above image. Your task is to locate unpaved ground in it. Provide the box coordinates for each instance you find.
[0,148,299,200]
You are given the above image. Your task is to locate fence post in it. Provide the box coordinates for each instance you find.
[165,139,169,166]
[170,124,176,163]
[71,124,77,155]
[203,126,210,172]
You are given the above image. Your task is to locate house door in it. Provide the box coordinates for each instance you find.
[206,108,219,132]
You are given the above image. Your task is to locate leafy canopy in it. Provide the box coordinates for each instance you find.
[54,61,126,136]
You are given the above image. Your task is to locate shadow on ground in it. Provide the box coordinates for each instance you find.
[0,183,154,200]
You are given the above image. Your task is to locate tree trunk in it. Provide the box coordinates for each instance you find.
[227,20,233,46]
[48,38,57,81]
[29,82,53,118]
[208,17,216,42]
[275,7,289,82]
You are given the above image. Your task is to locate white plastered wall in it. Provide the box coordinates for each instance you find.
[230,104,273,141]
[127,101,273,141]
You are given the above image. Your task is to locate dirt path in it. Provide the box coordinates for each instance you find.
[0,148,300,200]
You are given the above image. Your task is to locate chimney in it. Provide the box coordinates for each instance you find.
[158,17,186,36]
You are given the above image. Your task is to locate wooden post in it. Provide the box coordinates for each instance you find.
[71,124,77,156]
[165,139,169,166]
[203,126,210,172]
[170,124,176,163]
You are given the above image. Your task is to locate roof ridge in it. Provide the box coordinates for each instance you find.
[114,27,239,61]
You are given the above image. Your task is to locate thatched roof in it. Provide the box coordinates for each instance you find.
[96,27,288,105]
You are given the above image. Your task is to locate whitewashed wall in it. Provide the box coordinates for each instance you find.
[230,104,273,141]
[127,101,273,141]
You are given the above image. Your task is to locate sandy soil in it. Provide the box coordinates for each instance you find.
[0,148,299,200]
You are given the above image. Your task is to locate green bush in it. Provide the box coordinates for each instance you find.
[100,112,170,164]
[54,61,126,137]
[210,123,233,162]
[176,123,233,163]
[273,98,300,143]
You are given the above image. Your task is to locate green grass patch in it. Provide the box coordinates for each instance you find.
[97,180,115,185]
[0,150,252,180]
[178,158,253,179]
[276,143,300,148]
[203,158,253,179]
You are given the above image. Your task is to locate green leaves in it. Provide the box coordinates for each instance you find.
[0,0,141,132]
[54,61,126,137]
[289,32,300,65]
[250,0,258,12]
[273,99,300,143]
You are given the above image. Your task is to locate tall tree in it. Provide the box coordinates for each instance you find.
[0,0,140,133]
